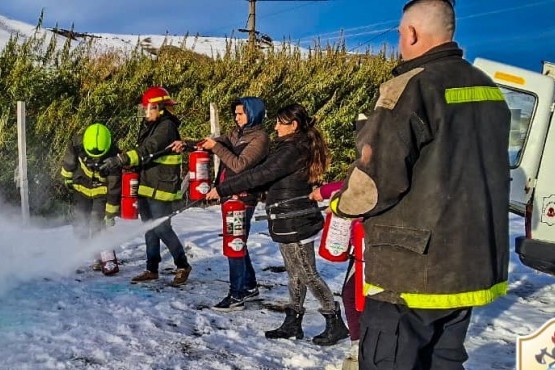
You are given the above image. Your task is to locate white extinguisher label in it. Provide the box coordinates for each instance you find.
[129,179,139,197]
[196,182,211,194]
[226,210,245,236]
[228,238,245,251]
[326,214,352,256]
[196,158,210,181]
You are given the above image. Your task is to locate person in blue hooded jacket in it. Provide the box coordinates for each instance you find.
[200,97,270,311]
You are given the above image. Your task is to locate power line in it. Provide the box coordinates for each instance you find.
[239,0,329,48]
[301,0,555,53]
[298,19,398,42]
[347,25,397,52]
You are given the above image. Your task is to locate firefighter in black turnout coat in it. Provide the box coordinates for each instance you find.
[61,123,121,239]
[101,86,192,286]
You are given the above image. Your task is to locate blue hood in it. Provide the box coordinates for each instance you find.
[234,97,266,128]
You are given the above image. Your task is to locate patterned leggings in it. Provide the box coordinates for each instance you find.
[278,241,335,314]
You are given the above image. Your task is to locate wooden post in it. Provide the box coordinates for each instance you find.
[17,101,30,223]
[248,0,257,48]
[209,102,221,180]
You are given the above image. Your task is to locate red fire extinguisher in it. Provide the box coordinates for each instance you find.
[352,220,366,312]
[188,149,211,201]
[318,212,352,262]
[222,198,246,258]
[121,170,139,219]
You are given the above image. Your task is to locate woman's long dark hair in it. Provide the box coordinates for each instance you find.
[276,103,329,184]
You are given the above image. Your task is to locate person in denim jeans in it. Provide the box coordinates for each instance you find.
[198,97,269,312]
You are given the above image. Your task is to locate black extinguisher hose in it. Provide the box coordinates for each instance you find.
[141,147,174,166]
[167,198,205,219]
[255,205,328,221]
[265,195,310,210]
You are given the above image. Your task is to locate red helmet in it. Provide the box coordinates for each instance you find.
[141,86,177,107]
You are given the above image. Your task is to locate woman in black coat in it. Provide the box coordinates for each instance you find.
[206,103,349,346]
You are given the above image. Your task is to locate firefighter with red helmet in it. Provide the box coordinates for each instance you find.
[101,86,192,286]
[61,123,121,238]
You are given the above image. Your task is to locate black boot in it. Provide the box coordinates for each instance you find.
[265,307,304,340]
[312,302,350,346]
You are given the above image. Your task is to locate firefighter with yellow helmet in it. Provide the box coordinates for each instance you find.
[61,123,122,240]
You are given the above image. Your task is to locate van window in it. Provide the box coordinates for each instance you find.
[500,87,536,167]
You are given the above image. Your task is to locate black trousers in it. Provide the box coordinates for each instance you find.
[72,192,106,239]
[359,298,472,370]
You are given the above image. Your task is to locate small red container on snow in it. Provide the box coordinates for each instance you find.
[100,249,119,275]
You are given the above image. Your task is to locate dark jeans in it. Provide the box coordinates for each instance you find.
[278,241,335,314]
[359,298,472,370]
[72,192,106,239]
[342,257,361,341]
[228,206,256,298]
[138,197,189,273]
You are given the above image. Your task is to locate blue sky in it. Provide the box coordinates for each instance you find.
[0,0,554,71]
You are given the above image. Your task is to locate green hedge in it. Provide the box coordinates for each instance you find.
[0,31,398,217]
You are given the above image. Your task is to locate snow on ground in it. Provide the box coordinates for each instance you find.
[0,206,553,370]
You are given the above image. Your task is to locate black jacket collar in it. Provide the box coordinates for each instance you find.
[393,42,463,76]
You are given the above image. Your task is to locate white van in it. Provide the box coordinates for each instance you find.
[474,58,555,275]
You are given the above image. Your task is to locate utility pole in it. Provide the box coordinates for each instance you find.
[242,0,328,49]
[248,0,257,47]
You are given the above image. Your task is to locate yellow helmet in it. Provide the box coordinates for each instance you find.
[83,123,111,158]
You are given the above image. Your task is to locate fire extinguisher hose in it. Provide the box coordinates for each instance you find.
[255,205,328,221]
[265,195,310,210]
[141,147,174,165]
[167,198,205,219]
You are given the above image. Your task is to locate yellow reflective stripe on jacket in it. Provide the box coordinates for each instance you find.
[445,86,505,104]
[105,203,120,215]
[138,184,182,201]
[73,184,107,197]
[127,150,140,166]
[78,158,106,182]
[364,281,508,309]
[60,167,73,179]
[153,154,182,165]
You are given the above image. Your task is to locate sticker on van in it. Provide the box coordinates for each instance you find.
[541,195,555,226]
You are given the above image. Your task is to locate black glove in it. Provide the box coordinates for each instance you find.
[184,139,202,152]
[100,153,129,171]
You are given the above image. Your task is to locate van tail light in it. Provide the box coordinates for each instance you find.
[525,202,533,239]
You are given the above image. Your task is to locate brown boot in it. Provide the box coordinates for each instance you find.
[131,270,159,283]
[171,266,192,287]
